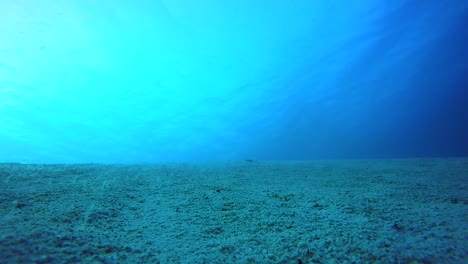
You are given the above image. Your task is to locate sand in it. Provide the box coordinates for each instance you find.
[0,158,467,263]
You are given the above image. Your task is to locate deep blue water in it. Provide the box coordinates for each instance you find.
[0,0,467,163]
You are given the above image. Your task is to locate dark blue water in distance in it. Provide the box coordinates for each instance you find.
[0,0,467,163]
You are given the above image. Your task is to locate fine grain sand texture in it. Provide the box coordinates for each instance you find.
[0,158,467,263]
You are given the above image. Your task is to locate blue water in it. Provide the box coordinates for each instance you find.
[0,0,467,163]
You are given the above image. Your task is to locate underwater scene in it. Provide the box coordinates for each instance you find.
[0,0,467,263]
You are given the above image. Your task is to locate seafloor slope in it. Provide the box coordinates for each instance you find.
[0,158,467,263]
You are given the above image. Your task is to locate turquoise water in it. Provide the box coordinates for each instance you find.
[0,0,467,163]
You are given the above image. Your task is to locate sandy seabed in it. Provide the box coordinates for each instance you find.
[0,158,467,263]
